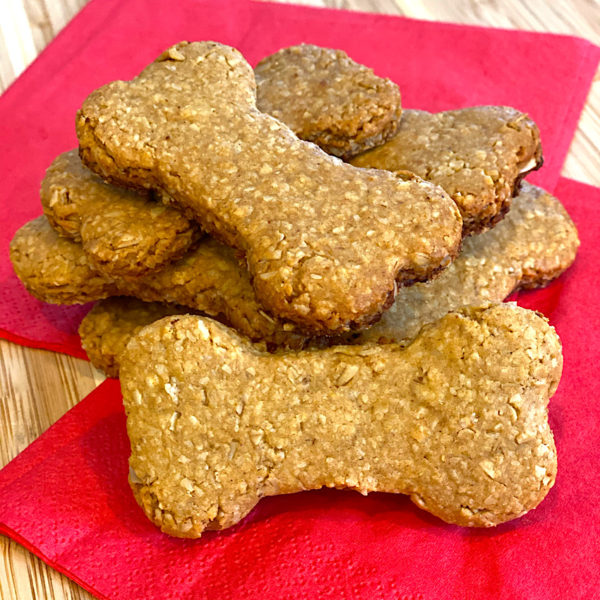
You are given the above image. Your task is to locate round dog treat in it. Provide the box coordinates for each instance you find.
[350,107,543,235]
[254,44,402,158]
[120,304,562,537]
[41,150,199,278]
[76,41,462,334]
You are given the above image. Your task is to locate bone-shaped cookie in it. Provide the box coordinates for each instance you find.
[45,46,535,273]
[350,107,542,235]
[45,44,399,276]
[354,181,579,344]
[10,217,309,349]
[67,182,577,375]
[120,304,561,537]
[41,150,199,278]
[11,183,578,372]
[45,45,399,275]
[76,41,461,333]
[254,44,402,158]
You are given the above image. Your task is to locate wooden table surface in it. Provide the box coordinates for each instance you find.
[1,1,599,598]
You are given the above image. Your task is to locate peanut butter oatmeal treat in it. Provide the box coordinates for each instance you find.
[41,150,198,278]
[353,181,579,344]
[79,299,198,377]
[121,303,561,537]
[75,183,578,376]
[79,298,196,378]
[77,41,462,334]
[350,107,543,235]
[254,44,402,159]
[10,217,308,349]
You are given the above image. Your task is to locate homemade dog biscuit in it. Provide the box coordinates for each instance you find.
[255,44,402,158]
[120,304,561,537]
[41,150,198,278]
[351,107,542,235]
[77,41,462,333]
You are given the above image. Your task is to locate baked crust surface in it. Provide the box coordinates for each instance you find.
[41,150,197,278]
[76,41,461,333]
[351,107,543,235]
[120,304,561,537]
[255,44,402,158]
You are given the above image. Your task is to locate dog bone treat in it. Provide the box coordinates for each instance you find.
[77,41,462,333]
[350,107,542,235]
[75,182,578,376]
[120,304,561,537]
[254,44,402,159]
[41,150,198,278]
[79,298,206,377]
[353,181,579,343]
[43,45,399,275]
[10,217,309,349]
[79,298,196,378]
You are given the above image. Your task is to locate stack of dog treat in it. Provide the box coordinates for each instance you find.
[10,42,580,538]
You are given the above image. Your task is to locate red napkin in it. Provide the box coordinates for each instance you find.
[1,1,600,597]
[0,0,599,359]
[1,176,599,598]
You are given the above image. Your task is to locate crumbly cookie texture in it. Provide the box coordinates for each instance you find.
[350,181,579,344]
[10,217,309,349]
[41,150,198,278]
[74,182,578,376]
[79,299,194,377]
[254,44,402,159]
[79,298,198,378]
[120,304,561,537]
[76,41,462,334]
[350,107,543,235]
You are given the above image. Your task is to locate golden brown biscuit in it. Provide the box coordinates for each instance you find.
[41,150,198,278]
[10,217,308,349]
[120,304,561,537]
[43,45,400,278]
[254,44,402,158]
[353,181,579,344]
[350,107,542,235]
[76,41,462,334]
[79,298,197,377]
[73,183,578,376]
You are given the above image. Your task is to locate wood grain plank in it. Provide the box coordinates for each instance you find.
[0,340,102,600]
[20,0,89,54]
[1,1,599,599]
[0,340,103,468]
